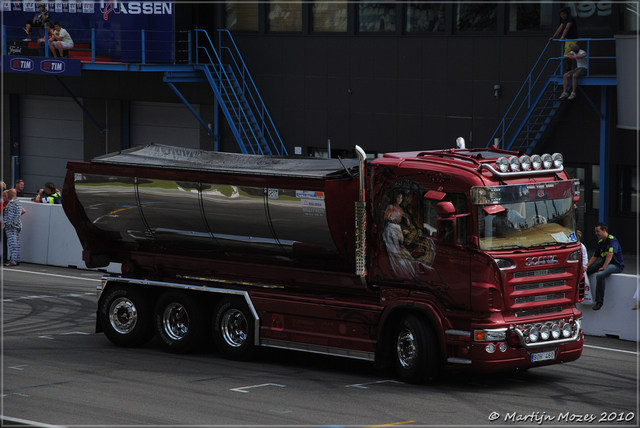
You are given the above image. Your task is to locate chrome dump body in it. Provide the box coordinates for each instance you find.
[64,144,360,268]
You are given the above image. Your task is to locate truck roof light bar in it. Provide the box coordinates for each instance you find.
[481,152,564,178]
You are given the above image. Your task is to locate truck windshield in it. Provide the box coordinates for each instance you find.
[478,197,576,250]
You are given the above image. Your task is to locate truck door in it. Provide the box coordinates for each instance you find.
[372,180,470,310]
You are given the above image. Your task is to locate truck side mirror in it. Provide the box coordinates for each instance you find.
[425,190,446,201]
[436,201,455,217]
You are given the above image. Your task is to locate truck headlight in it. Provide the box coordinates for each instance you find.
[474,329,507,342]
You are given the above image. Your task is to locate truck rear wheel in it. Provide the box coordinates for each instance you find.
[154,291,206,354]
[99,285,154,348]
[212,298,255,360]
[392,314,439,384]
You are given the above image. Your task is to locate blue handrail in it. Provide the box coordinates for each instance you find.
[217,29,287,156]
[488,38,616,150]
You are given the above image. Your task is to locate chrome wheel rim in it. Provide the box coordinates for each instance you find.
[221,309,247,347]
[109,297,137,334]
[162,303,189,341]
[396,328,417,368]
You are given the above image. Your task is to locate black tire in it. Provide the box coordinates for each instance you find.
[99,285,154,348]
[212,297,256,360]
[392,314,440,384]
[154,291,206,354]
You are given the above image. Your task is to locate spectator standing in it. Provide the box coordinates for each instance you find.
[559,43,587,100]
[549,7,579,71]
[576,230,592,301]
[586,223,624,310]
[15,179,25,197]
[35,182,62,204]
[4,189,24,267]
[23,3,50,41]
[1,184,6,264]
[49,21,74,58]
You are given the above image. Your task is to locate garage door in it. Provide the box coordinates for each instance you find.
[18,95,83,197]
[130,101,201,149]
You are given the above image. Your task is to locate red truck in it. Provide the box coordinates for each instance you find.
[63,142,584,383]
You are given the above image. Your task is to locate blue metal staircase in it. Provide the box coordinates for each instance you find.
[164,30,287,156]
[489,39,617,154]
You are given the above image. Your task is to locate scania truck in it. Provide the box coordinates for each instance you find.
[63,142,584,383]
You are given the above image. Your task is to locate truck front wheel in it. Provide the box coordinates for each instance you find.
[392,314,439,384]
[99,285,154,347]
[154,291,206,354]
[212,298,255,360]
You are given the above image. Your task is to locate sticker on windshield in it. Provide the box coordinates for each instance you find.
[551,232,570,243]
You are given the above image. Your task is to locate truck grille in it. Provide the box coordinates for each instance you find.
[515,293,565,304]
[514,280,565,291]
[513,268,565,278]
[515,306,562,318]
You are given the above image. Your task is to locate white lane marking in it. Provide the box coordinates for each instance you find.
[230,383,286,393]
[38,336,55,340]
[584,344,638,355]
[3,269,102,282]
[346,380,403,389]
[3,292,94,302]
[9,365,27,370]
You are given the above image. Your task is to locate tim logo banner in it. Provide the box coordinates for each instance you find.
[5,57,81,76]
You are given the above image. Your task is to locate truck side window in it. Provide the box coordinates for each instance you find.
[425,192,468,242]
[439,219,455,243]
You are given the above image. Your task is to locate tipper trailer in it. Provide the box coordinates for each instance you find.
[63,142,584,383]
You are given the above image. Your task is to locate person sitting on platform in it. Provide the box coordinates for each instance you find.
[49,21,74,58]
[559,43,587,101]
[23,3,50,41]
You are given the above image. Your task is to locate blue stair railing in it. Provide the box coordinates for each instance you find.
[488,38,615,153]
[194,29,287,156]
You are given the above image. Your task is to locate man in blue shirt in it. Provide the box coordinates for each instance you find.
[586,223,624,310]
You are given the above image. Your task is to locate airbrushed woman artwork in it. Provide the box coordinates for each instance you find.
[381,187,436,280]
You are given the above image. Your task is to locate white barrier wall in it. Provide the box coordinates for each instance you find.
[577,273,639,342]
[13,198,639,341]
[17,199,121,274]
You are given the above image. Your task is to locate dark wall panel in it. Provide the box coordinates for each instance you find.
[373,38,398,80]
[349,77,374,114]
[373,78,398,115]
[421,38,448,82]
[397,79,421,116]
[327,37,351,78]
[397,38,423,80]
[397,114,422,151]
[304,37,328,77]
[350,38,374,78]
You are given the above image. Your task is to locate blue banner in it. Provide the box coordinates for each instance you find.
[4,56,82,76]
[2,1,175,63]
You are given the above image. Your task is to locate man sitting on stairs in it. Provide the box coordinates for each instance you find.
[559,43,587,100]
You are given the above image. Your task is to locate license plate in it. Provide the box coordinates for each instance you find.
[531,350,555,363]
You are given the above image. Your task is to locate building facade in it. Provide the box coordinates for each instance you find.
[2,1,638,251]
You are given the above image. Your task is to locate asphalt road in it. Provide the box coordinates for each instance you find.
[2,264,638,427]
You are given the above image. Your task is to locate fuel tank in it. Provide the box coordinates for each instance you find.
[64,144,360,269]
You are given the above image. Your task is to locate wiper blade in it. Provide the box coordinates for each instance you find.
[494,243,530,250]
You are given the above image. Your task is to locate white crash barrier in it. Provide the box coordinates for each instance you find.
[577,273,639,341]
[13,198,639,340]
[17,199,121,274]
